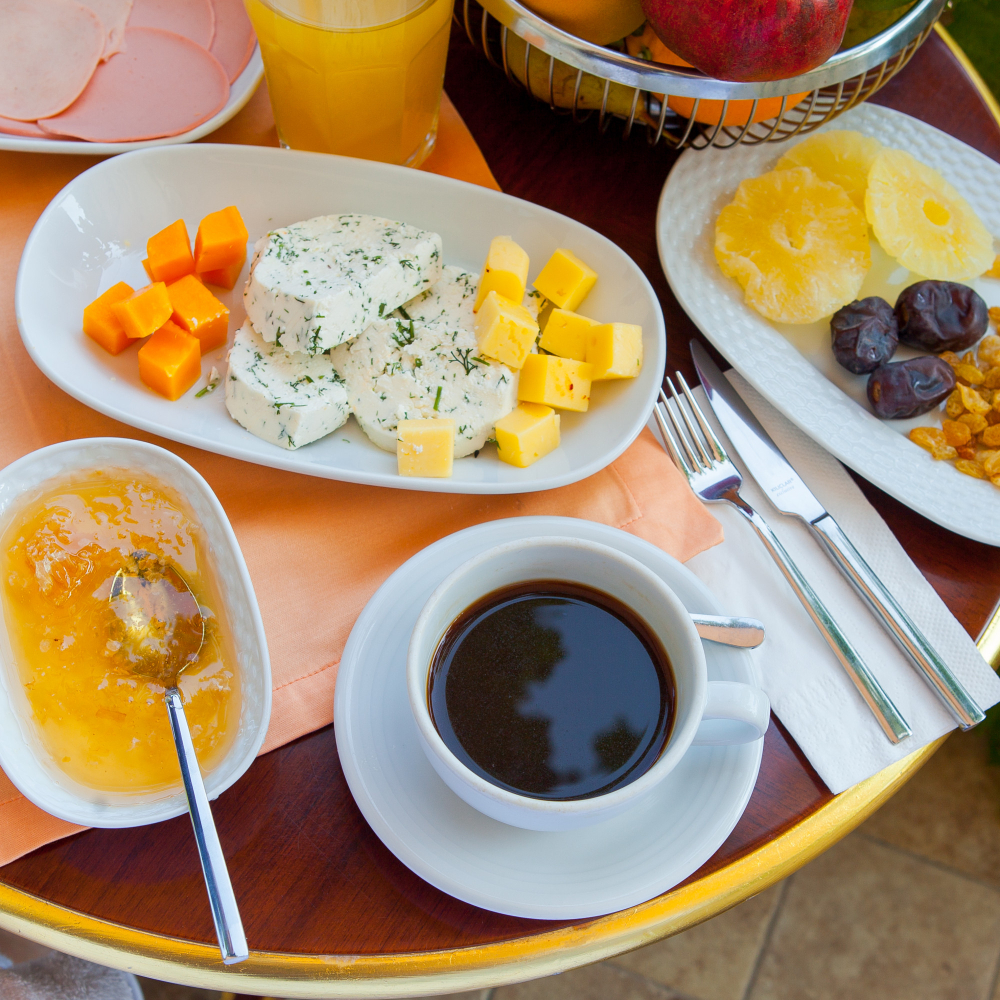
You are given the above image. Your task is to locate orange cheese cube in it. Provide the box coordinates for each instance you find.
[195,206,249,275]
[112,282,173,339]
[138,321,202,400]
[199,253,246,291]
[167,274,230,354]
[145,219,195,284]
[82,282,134,355]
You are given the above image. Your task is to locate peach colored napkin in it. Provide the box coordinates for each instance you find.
[0,82,723,866]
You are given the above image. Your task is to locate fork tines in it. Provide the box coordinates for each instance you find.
[654,373,728,479]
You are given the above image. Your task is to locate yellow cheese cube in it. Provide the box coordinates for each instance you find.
[518,354,593,412]
[397,419,455,478]
[586,322,644,380]
[539,308,600,361]
[475,290,539,369]
[474,236,530,312]
[495,403,561,468]
[533,249,597,311]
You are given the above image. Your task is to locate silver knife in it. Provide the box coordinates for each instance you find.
[691,339,984,730]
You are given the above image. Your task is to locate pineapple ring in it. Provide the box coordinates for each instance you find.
[715,166,871,325]
[865,148,994,282]
[775,129,883,211]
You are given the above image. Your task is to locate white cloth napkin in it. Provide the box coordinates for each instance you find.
[664,372,1000,794]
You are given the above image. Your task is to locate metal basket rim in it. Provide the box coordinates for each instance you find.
[475,0,947,99]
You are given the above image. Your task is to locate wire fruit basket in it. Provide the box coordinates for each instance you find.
[457,0,947,149]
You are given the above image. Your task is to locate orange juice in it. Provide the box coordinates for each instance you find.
[244,0,455,165]
[0,472,239,793]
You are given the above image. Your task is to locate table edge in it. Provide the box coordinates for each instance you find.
[1,25,998,995]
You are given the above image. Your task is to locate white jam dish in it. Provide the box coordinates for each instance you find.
[407,536,769,831]
[0,438,271,828]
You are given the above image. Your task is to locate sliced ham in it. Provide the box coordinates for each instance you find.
[79,0,134,60]
[210,0,257,84]
[127,0,216,49]
[36,27,229,142]
[0,116,49,137]
[0,0,105,121]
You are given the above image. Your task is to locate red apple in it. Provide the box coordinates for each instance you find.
[640,0,854,82]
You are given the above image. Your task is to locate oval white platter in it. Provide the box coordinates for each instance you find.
[334,516,763,919]
[0,49,263,156]
[16,143,665,494]
[658,103,1000,545]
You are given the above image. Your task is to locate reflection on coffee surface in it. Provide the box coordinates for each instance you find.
[428,581,675,800]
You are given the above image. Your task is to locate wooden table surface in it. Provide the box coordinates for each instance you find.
[1,21,999,999]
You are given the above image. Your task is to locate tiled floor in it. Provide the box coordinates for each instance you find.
[120,724,1000,1000]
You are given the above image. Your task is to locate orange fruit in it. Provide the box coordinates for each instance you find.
[626,25,809,126]
[715,166,871,324]
[522,0,644,45]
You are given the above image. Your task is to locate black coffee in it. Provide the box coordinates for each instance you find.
[428,581,675,801]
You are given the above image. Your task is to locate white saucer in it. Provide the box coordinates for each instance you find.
[333,516,764,920]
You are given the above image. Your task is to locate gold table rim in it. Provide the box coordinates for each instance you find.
[0,23,998,997]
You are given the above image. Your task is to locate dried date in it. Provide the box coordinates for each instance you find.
[830,297,899,374]
[895,281,988,353]
[867,356,956,419]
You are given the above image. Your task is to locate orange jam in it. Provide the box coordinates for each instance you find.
[0,471,239,793]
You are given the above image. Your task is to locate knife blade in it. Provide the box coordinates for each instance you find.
[690,339,984,730]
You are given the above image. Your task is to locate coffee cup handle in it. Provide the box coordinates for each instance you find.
[692,681,770,747]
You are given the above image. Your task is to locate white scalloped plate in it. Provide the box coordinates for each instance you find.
[658,104,1000,545]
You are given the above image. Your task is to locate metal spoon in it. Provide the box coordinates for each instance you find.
[109,550,248,965]
[691,614,765,648]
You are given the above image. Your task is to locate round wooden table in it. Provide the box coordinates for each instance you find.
[1,22,998,1000]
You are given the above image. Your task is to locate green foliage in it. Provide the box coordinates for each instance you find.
[985,701,1000,766]
[947,0,1000,104]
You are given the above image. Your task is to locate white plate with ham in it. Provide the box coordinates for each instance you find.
[16,143,666,494]
[0,0,262,155]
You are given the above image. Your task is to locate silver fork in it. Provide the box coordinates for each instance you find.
[654,373,911,745]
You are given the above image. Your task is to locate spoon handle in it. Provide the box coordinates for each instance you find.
[165,687,249,965]
[690,614,765,648]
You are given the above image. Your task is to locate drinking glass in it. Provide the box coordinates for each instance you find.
[244,0,456,166]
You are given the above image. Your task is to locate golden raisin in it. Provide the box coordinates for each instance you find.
[982,425,1000,447]
[945,388,966,418]
[958,412,989,434]
[909,426,958,460]
[942,420,972,446]
[981,451,1000,477]
[959,383,991,414]
[986,255,1000,279]
[957,444,978,460]
[984,368,1000,389]
[955,363,986,385]
[955,459,986,479]
[990,307,1000,329]
[979,333,1000,366]
[939,351,962,367]
[988,410,1000,425]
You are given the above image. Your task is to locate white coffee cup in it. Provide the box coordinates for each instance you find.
[407,537,769,831]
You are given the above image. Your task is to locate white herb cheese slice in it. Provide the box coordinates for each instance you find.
[394,265,543,327]
[394,264,476,329]
[331,312,518,458]
[244,214,443,355]
[225,320,351,450]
